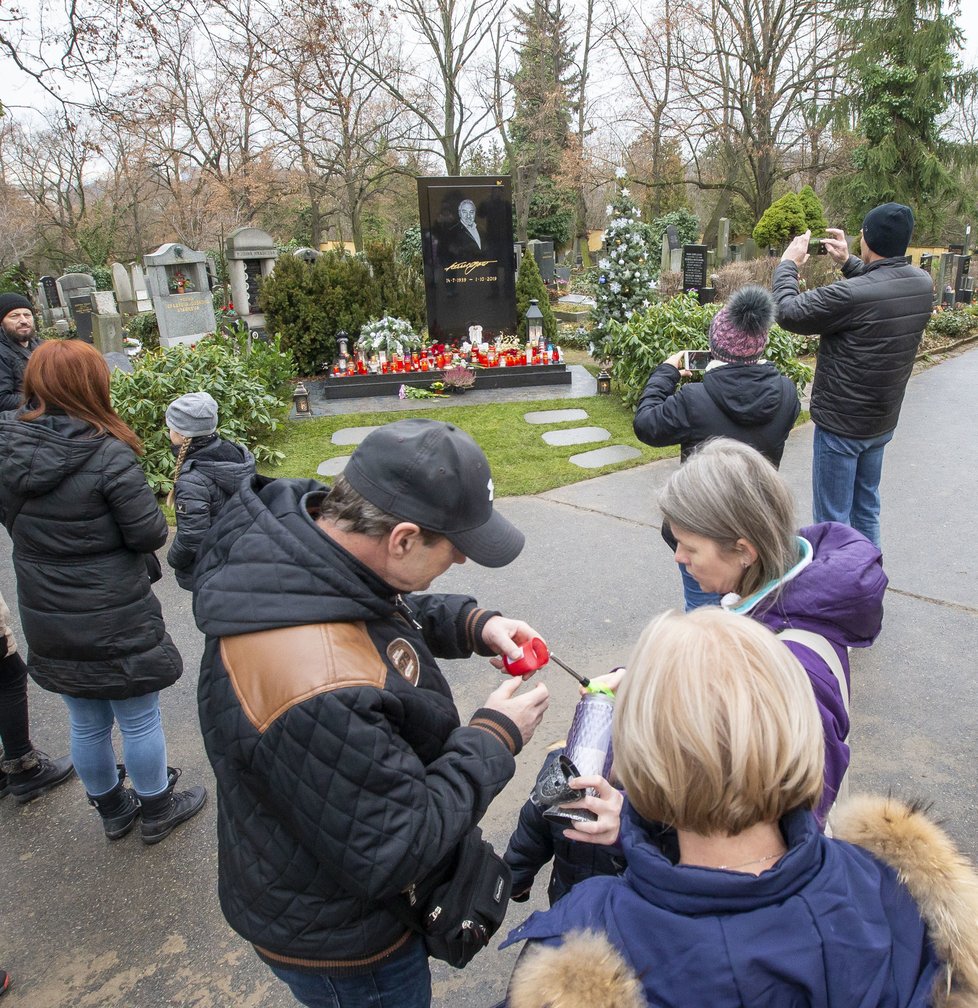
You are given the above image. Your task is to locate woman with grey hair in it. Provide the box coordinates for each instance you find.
[657,437,886,823]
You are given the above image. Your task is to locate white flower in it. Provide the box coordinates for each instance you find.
[615,167,627,179]
[621,187,630,197]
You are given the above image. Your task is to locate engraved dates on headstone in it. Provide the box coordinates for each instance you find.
[69,296,94,343]
[681,244,708,292]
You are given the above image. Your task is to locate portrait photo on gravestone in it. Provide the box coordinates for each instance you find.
[418,176,517,344]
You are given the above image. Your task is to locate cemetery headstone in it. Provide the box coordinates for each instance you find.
[225,227,278,337]
[717,218,730,264]
[660,232,671,275]
[669,248,682,274]
[682,244,708,293]
[91,290,124,355]
[666,225,681,252]
[955,254,973,305]
[936,252,955,305]
[69,295,94,342]
[743,238,758,260]
[526,239,555,283]
[964,224,972,256]
[130,264,152,311]
[37,275,66,326]
[294,247,320,264]
[729,243,743,262]
[57,272,95,324]
[143,242,216,348]
[111,262,137,316]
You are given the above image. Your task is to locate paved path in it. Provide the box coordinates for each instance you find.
[1,350,975,1007]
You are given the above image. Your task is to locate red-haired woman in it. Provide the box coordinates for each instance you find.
[0,339,205,844]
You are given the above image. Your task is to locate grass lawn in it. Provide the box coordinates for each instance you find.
[260,395,680,498]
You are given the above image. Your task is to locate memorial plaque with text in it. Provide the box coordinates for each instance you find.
[682,244,708,292]
[69,296,94,342]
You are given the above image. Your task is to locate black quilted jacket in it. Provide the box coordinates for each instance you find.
[0,409,182,698]
[772,256,933,438]
[166,436,256,590]
[194,476,524,973]
[632,361,799,464]
[0,330,39,412]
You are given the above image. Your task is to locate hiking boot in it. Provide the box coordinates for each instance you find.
[137,767,206,846]
[88,781,141,840]
[1,749,74,804]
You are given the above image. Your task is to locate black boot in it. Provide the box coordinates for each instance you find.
[1,749,74,805]
[0,748,8,799]
[88,780,141,840]
[136,767,206,846]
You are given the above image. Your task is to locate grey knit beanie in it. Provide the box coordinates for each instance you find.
[166,392,218,438]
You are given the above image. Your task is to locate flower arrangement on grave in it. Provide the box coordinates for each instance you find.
[169,270,194,294]
[355,316,423,359]
[441,363,476,392]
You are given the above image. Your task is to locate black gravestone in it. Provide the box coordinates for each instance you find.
[666,225,681,251]
[69,296,94,343]
[682,245,708,292]
[41,275,62,307]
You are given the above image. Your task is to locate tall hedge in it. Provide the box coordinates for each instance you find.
[363,242,426,331]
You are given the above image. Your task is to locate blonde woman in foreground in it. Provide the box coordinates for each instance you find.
[502,609,978,1008]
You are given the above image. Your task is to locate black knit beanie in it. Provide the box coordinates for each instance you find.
[0,294,33,327]
[861,203,914,258]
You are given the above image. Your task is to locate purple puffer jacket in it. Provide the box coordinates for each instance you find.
[744,522,886,821]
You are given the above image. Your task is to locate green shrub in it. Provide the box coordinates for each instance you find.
[91,266,112,291]
[798,186,828,237]
[398,226,423,266]
[0,263,33,298]
[260,251,378,374]
[363,242,426,330]
[110,331,295,493]
[600,291,812,409]
[925,306,978,342]
[516,251,558,343]
[125,311,160,351]
[753,193,807,249]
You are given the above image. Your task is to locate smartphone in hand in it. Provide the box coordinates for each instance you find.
[682,350,711,371]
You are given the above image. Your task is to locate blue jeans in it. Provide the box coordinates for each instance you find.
[679,562,722,611]
[61,692,169,797]
[267,937,431,1008]
[812,426,894,547]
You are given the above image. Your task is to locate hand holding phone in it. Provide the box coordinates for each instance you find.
[682,350,711,372]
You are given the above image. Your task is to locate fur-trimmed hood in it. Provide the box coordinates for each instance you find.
[506,795,978,1008]
[832,795,978,1008]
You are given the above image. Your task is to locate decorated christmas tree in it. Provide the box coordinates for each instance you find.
[593,171,657,342]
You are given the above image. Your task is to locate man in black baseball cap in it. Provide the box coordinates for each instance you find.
[194,418,549,1007]
[0,294,40,413]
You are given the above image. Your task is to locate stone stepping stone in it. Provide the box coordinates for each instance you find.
[317,457,350,477]
[331,426,380,446]
[542,426,611,447]
[568,445,642,469]
[523,408,589,425]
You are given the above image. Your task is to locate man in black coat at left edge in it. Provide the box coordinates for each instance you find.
[0,294,41,412]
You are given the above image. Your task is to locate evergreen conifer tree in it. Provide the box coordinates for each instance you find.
[515,251,558,343]
[797,186,828,236]
[593,176,657,341]
[752,193,808,249]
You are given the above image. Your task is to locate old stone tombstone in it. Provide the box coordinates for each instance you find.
[526,239,555,283]
[130,264,152,311]
[729,243,743,262]
[513,243,523,272]
[717,219,730,264]
[682,244,708,293]
[294,247,320,264]
[111,262,137,316]
[669,248,682,274]
[69,295,94,342]
[57,273,95,325]
[225,227,278,336]
[143,242,216,347]
[955,254,973,305]
[660,233,671,275]
[37,275,66,326]
[936,252,955,305]
[91,290,124,355]
[666,225,681,252]
[743,238,759,260]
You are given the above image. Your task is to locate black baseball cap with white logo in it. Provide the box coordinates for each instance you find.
[343,419,525,568]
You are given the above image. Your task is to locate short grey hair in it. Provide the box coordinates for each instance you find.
[315,475,439,542]
[659,438,797,598]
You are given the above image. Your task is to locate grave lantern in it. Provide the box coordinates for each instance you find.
[293,382,310,416]
[596,368,612,395]
[526,299,544,350]
[336,330,349,370]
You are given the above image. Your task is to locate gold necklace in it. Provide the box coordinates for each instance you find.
[717,851,784,871]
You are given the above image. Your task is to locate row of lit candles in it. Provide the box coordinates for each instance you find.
[330,345,562,377]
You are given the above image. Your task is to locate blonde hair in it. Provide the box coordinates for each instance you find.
[659,438,797,597]
[613,608,824,836]
[166,437,193,508]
